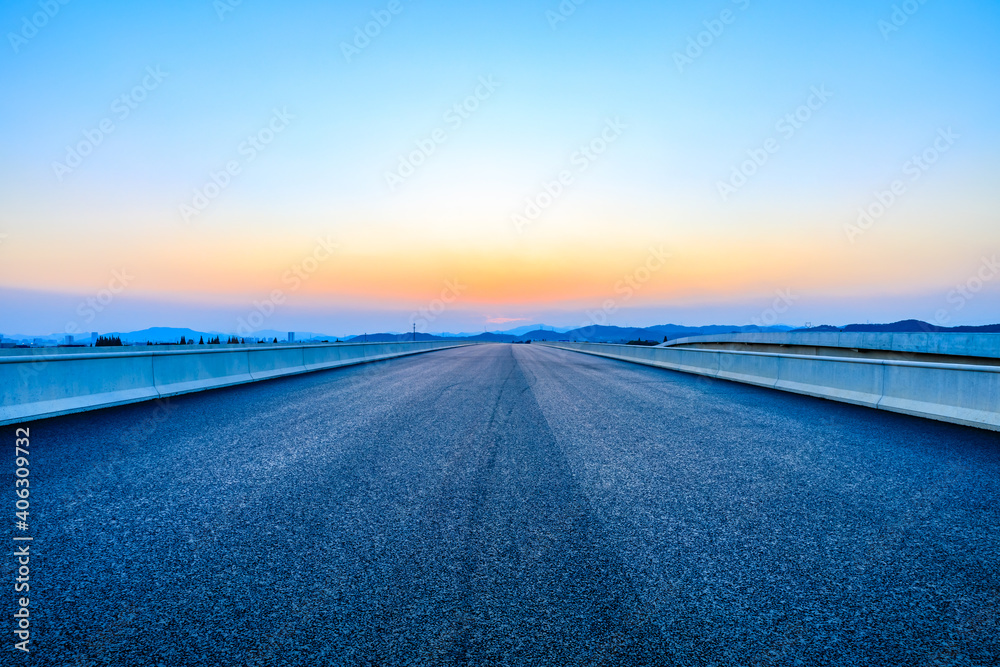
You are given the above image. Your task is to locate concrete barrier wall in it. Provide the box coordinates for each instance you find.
[717,350,780,388]
[0,353,160,425]
[0,341,473,426]
[774,354,884,408]
[663,331,1000,359]
[542,342,1000,431]
[247,346,307,381]
[879,361,1000,429]
[155,349,255,397]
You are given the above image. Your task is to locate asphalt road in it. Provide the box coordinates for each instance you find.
[4,344,999,666]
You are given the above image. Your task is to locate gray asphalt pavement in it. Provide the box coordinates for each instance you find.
[4,343,999,666]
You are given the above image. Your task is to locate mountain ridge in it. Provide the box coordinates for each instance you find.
[5,320,999,346]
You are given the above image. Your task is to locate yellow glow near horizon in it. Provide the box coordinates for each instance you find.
[3,214,988,313]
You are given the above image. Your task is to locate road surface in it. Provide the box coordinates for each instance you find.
[4,344,999,666]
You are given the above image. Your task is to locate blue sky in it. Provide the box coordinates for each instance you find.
[1,0,998,335]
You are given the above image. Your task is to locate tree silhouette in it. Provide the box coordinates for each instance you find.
[199,336,205,345]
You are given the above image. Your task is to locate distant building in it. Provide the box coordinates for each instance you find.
[90,332,98,344]
[288,332,296,343]
[63,335,74,345]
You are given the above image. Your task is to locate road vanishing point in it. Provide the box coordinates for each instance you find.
[6,344,999,666]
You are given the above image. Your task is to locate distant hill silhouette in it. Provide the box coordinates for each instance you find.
[546,323,791,343]
[118,327,220,343]
[793,319,1000,333]
[344,332,444,343]
[30,320,970,347]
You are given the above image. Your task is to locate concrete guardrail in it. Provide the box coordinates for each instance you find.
[542,342,1000,432]
[662,331,1000,360]
[0,341,474,426]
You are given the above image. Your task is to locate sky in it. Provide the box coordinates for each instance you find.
[1,0,998,337]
